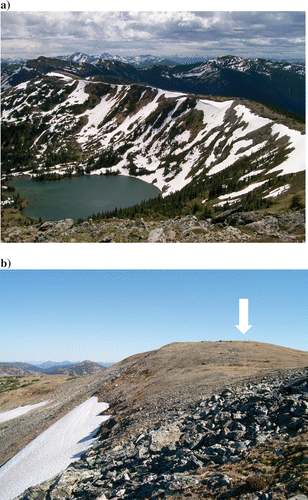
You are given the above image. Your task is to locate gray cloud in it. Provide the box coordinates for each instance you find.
[1,11,305,60]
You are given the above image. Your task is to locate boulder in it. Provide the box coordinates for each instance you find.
[226,211,262,226]
[211,206,243,224]
[287,496,308,500]
[248,215,280,234]
[39,218,74,235]
[38,221,54,232]
[99,237,113,242]
[133,218,147,230]
[149,425,181,451]
[148,228,166,243]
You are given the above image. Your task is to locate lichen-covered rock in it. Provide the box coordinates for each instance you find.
[1,210,304,243]
[149,424,181,451]
[15,368,308,500]
[147,227,166,243]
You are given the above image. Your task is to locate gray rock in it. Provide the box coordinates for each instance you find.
[148,228,166,243]
[168,473,199,490]
[133,218,147,230]
[99,237,113,242]
[226,211,263,226]
[211,474,232,487]
[211,206,243,224]
[149,424,181,451]
[14,367,308,500]
[38,221,55,232]
[166,229,176,239]
[39,218,74,235]
[180,215,198,222]
[287,496,308,500]
[221,226,243,239]
[248,215,280,234]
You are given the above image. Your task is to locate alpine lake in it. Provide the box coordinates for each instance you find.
[9,174,160,222]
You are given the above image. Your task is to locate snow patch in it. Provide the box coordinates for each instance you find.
[263,184,291,198]
[207,141,267,176]
[218,180,268,201]
[15,81,28,90]
[0,397,110,500]
[234,104,272,132]
[46,72,73,82]
[64,79,89,105]
[267,125,305,176]
[0,401,48,423]
[199,99,234,110]
[175,130,190,143]
[239,169,265,181]
[214,197,241,207]
[233,138,253,154]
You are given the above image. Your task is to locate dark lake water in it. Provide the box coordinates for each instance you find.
[10,175,160,222]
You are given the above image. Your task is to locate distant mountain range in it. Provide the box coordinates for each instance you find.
[1,54,304,116]
[0,361,108,377]
[1,52,208,68]
[35,360,75,369]
[2,51,305,68]
[35,360,114,369]
[54,51,178,68]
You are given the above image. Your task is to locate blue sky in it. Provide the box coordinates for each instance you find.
[1,11,305,61]
[0,270,307,363]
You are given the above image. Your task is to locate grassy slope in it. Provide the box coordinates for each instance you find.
[0,374,71,412]
[96,341,308,436]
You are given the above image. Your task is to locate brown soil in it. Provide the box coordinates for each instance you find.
[0,374,70,412]
[98,340,308,407]
[1,341,307,468]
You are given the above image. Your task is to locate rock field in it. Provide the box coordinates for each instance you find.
[16,367,308,500]
[1,209,305,243]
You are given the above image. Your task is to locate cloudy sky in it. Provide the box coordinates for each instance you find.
[1,11,305,61]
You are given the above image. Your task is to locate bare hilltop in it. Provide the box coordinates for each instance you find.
[1,341,308,499]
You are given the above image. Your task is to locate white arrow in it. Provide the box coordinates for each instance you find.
[236,298,252,334]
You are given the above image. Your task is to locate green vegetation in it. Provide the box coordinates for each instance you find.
[40,81,78,112]
[290,194,305,210]
[1,68,304,229]
[86,148,122,173]
[82,162,304,225]
[83,169,275,223]
[259,102,305,124]
[1,120,46,173]
[0,376,34,393]
[98,84,147,128]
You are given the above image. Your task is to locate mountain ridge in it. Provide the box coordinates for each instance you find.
[1,54,305,240]
[1,54,304,115]
[1,69,304,197]
[1,341,308,498]
[35,360,112,369]
[0,360,105,377]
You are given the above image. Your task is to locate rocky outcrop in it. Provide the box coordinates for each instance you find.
[211,208,305,240]
[17,367,308,500]
[1,209,305,243]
